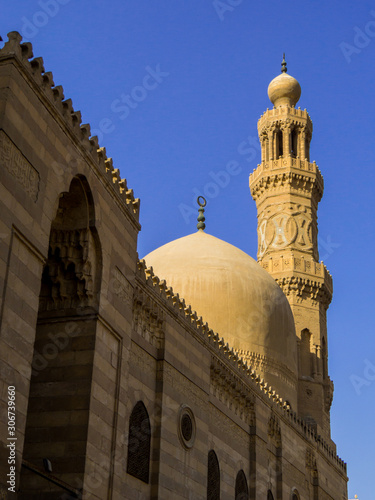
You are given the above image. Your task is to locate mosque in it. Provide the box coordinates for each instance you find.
[0,33,347,499]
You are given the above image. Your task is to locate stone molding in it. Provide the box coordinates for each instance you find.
[250,158,324,205]
[275,275,332,308]
[259,256,332,308]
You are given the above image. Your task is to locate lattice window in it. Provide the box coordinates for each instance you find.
[207,450,220,500]
[235,470,248,500]
[126,401,151,484]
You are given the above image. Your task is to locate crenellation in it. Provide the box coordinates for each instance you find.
[80,123,91,141]
[112,168,120,184]
[30,56,45,77]
[89,135,99,150]
[52,85,65,111]
[41,71,55,97]
[62,98,74,119]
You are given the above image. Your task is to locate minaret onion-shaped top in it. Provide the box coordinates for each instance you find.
[268,54,301,107]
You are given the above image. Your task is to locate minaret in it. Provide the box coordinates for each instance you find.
[249,56,334,439]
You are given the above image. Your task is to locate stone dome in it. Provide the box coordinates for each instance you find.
[268,72,301,107]
[143,230,298,406]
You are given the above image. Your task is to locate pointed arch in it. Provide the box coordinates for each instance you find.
[292,489,300,500]
[127,401,151,483]
[207,449,220,500]
[235,469,248,500]
[276,129,283,159]
[300,328,312,377]
[20,175,102,496]
[267,490,275,500]
[291,128,298,158]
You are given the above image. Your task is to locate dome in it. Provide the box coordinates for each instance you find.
[143,231,298,406]
[268,72,301,107]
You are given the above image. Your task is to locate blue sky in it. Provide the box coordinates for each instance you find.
[2,1,374,497]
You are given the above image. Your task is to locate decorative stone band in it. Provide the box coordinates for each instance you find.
[261,255,332,285]
[132,286,165,350]
[249,158,324,204]
[135,258,346,473]
[0,32,140,224]
[210,357,256,427]
[0,130,40,201]
[276,275,332,308]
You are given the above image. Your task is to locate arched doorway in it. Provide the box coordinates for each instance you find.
[20,176,102,498]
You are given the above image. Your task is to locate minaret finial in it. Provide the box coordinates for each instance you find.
[281,53,287,73]
[197,196,206,231]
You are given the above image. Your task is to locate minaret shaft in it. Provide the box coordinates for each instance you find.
[250,65,334,440]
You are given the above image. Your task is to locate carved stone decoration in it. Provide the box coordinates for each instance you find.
[210,358,255,425]
[0,130,40,201]
[112,267,133,307]
[305,448,317,473]
[268,412,281,448]
[324,378,334,412]
[132,286,165,349]
[257,204,315,259]
[275,276,332,308]
[39,227,97,311]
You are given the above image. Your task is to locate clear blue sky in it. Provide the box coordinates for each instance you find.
[2,1,374,497]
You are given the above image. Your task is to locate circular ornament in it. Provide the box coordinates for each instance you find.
[178,405,196,449]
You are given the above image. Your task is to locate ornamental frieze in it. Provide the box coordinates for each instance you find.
[0,130,40,201]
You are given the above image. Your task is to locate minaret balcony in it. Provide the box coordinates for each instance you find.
[249,157,324,204]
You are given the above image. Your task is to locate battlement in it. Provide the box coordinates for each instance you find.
[0,32,140,224]
[135,258,346,474]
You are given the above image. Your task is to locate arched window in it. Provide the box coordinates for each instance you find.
[291,128,298,158]
[276,129,283,159]
[305,135,310,161]
[292,494,299,500]
[267,490,274,500]
[235,470,248,500]
[127,401,151,483]
[207,450,220,500]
